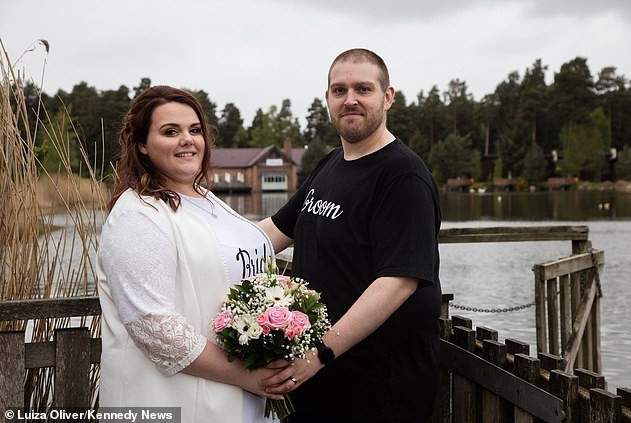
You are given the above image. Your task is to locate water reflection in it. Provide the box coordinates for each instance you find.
[218,191,631,221]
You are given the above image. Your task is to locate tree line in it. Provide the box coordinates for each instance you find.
[23,57,631,183]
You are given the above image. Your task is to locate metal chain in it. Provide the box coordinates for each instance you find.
[449,301,535,313]
[449,249,604,313]
[589,248,604,298]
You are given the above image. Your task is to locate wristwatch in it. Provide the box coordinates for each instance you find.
[316,341,335,366]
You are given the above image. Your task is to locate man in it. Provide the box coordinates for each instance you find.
[259,48,442,423]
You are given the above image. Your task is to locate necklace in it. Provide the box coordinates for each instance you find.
[183,195,217,218]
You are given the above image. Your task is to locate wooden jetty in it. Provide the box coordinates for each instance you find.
[0,226,628,422]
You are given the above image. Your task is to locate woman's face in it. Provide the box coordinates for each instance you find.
[140,102,205,194]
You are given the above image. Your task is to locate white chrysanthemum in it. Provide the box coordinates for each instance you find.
[234,314,259,345]
[265,286,293,306]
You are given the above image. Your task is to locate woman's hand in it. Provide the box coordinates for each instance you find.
[262,349,323,395]
[239,367,288,400]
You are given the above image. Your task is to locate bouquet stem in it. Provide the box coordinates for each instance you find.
[264,395,295,420]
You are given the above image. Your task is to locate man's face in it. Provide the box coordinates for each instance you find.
[326,60,394,144]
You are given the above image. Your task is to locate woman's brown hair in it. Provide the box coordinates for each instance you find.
[108,85,214,211]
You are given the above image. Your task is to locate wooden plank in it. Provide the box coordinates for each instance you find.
[482,340,513,422]
[619,388,631,423]
[453,373,477,423]
[439,226,589,244]
[514,354,541,385]
[482,340,507,368]
[441,293,454,319]
[514,408,533,423]
[592,264,603,374]
[431,366,452,423]
[0,331,25,413]
[559,274,571,353]
[585,300,594,372]
[505,339,530,356]
[589,388,621,423]
[538,353,565,372]
[618,387,631,409]
[564,279,598,372]
[574,369,606,390]
[439,318,452,341]
[482,389,504,423]
[0,296,101,321]
[453,326,476,352]
[571,271,583,370]
[441,226,588,237]
[53,328,91,408]
[533,250,604,281]
[452,315,473,329]
[550,370,579,423]
[440,340,565,422]
[476,326,498,343]
[24,338,101,368]
[439,232,589,244]
[535,272,548,354]
[547,277,560,355]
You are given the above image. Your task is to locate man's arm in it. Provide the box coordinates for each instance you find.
[263,275,419,393]
[258,217,293,253]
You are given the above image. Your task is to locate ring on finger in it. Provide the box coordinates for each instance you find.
[290,377,298,384]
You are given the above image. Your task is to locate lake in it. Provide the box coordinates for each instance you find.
[218,191,631,390]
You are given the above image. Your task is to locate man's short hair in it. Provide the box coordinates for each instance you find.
[328,48,390,91]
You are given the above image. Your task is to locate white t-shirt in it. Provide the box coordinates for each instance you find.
[99,192,274,422]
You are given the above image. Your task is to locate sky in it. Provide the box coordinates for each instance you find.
[2,0,630,126]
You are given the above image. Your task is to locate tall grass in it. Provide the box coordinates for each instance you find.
[1,39,107,410]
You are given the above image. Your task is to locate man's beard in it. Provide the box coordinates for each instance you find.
[332,108,384,144]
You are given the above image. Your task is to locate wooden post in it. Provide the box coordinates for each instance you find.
[452,315,473,330]
[592,261,604,374]
[505,338,530,374]
[550,370,579,423]
[559,274,572,354]
[53,328,91,408]
[0,331,25,417]
[452,326,478,423]
[575,368,606,422]
[433,318,452,423]
[482,340,513,422]
[571,270,583,370]
[547,277,560,355]
[513,354,541,423]
[572,240,590,370]
[589,388,621,423]
[617,387,631,423]
[535,269,548,354]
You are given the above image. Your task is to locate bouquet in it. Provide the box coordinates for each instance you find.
[212,262,331,419]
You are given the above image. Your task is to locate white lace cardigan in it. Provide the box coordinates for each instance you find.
[97,189,272,422]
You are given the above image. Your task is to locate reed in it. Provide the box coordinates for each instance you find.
[0,39,106,410]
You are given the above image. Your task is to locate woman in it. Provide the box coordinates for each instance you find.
[97,86,284,422]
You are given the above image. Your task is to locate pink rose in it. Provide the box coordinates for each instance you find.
[265,306,292,329]
[277,275,293,288]
[284,325,301,340]
[213,310,233,333]
[290,311,311,331]
[284,311,311,340]
[256,313,272,335]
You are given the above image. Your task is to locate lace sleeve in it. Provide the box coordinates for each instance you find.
[99,210,206,375]
[125,313,207,376]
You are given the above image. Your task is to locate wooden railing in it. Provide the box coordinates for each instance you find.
[534,245,604,374]
[433,312,631,423]
[0,297,101,415]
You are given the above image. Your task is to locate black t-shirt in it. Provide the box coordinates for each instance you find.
[272,139,442,422]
